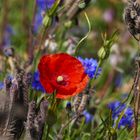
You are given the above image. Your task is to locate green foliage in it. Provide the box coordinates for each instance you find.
[0,0,138,140]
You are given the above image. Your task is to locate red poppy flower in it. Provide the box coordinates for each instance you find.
[38,53,89,99]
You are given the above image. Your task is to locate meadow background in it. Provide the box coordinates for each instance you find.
[0,0,138,140]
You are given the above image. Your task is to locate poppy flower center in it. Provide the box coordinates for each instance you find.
[57,76,64,82]
[56,75,67,86]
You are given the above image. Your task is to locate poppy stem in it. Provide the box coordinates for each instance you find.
[46,93,60,140]
[51,90,57,108]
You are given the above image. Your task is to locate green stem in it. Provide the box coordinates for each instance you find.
[58,27,67,51]
[46,125,51,140]
[51,91,56,108]
[74,12,91,56]
[33,26,48,71]
[32,0,61,72]
[114,109,125,130]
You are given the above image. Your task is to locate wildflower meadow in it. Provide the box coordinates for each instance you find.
[0,0,140,140]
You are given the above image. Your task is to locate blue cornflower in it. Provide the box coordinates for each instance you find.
[108,101,125,119]
[36,0,55,11]
[114,73,123,88]
[108,101,134,129]
[78,57,101,79]
[3,25,14,47]
[83,110,94,123]
[34,0,55,33]
[34,10,43,33]
[0,82,4,90]
[118,107,134,128]
[32,71,45,92]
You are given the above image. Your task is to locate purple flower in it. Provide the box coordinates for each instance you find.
[32,71,45,92]
[114,73,123,88]
[83,110,94,123]
[78,57,101,79]
[0,82,4,90]
[34,0,55,33]
[118,107,133,128]
[3,25,14,47]
[108,101,125,119]
[108,101,134,129]
[103,9,115,23]
[36,0,55,11]
[34,10,43,33]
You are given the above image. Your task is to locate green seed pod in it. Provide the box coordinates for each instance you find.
[98,47,106,60]
[64,21,72,28]
[43,14,50,26]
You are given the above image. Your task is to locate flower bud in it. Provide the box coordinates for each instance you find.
[98,47,110,60]
[43,14,50,26]
[64,21,72,28]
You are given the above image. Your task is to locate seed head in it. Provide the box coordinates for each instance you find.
[124,0,140,41]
